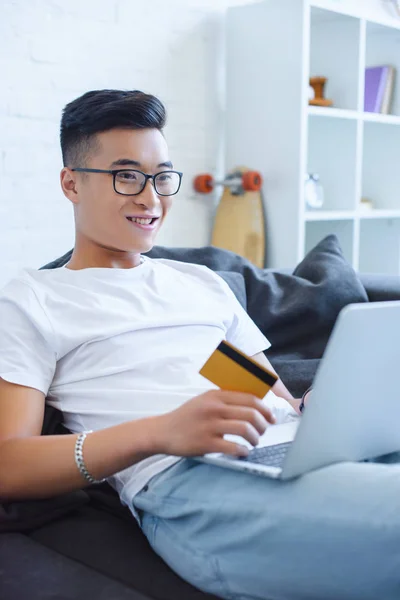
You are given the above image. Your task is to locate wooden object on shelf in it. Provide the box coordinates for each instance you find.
[193,167,266,268]
[309,76,333,107]
[360,197,374,211]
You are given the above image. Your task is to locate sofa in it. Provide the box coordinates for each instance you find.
[1,234,400,600]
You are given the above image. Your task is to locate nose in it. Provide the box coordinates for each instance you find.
[133,179,160,210]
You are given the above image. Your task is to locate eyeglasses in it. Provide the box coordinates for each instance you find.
[71,168,183,197]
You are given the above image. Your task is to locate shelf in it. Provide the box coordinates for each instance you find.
[365,21,400,117]
[307,116,357,211]
[227,0,400,272]
[309,6,360,111]
[362,121,400,210]
[362,112,400,126]
[308,106,400,126]
[358,209,400,219]
[305,220,354,265]
[366,19,400,34]
[305,210,355,221]
[310,5,400,32]
[306,209,400,221]
[359,218,400,275]
[308,106,358,120]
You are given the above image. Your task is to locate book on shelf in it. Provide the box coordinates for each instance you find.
[364,65,396,114]
[381,67,395,114]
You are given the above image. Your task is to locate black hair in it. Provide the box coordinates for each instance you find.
[60,89,166,167]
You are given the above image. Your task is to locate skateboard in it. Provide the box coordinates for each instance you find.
[194,167,266,268]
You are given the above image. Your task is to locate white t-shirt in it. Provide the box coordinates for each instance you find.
[0,256,296,521]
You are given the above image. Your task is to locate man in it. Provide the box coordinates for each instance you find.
[0,90,399,600]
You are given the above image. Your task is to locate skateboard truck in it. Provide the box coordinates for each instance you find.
[193,170,262,196]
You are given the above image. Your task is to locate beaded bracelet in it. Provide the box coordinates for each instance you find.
[74,431,105,485]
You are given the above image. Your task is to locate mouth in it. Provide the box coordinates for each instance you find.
[125,216,160,230]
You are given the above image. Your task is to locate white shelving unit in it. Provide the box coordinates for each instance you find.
[225,0,400,273]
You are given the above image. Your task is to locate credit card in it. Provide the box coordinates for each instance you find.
[199,340,278,398]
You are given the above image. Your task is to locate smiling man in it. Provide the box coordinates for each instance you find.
[59,94,181,270]
[1,90,400,600]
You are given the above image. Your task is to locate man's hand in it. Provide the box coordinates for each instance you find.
[155,390,276,458]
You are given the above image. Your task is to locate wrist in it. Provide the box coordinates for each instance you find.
[287,397,302,415]
[299,386,313,413]
[140,414,169,455]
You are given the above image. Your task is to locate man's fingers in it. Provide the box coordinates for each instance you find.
[215,419,260,447]
[217,391,276,424]
[214,438,250,457]
[220,405,269,435]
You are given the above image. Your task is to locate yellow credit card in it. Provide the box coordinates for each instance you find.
[199,340,278,399]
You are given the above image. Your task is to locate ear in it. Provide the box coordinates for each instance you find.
[60,168,79,205]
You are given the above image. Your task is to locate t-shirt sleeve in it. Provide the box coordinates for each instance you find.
[0,279,57,395]
[217,275,271,357]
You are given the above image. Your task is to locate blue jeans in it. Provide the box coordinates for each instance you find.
[132,455,400,600]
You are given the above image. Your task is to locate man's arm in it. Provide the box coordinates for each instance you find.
[0,377,166,501]
[0,376,276,501]
[251,352,302,415]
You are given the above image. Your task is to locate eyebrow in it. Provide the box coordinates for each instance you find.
[110,158,174,169]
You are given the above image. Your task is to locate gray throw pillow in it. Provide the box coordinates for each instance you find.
[258,234,368,360]
[254,235,368,395]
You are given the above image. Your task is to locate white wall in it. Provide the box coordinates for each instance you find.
[0,0,250,286]
[313,0,400,22]
[0,0,397,286]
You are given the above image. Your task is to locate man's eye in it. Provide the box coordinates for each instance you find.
[157,174,172,182]
[118,172,137,181]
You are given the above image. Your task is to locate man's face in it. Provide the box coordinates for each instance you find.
[62,128,175,257]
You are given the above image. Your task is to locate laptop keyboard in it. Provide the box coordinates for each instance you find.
[237,442,292,468]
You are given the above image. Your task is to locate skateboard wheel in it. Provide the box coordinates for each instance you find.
[194,174,214,194]
[242,171,262,192]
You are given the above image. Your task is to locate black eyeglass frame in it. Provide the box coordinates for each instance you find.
[71,167,183,197]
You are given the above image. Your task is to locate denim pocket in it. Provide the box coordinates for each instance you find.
[149,514,229,598]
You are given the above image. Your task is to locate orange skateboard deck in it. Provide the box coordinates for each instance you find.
[194,167,266,268]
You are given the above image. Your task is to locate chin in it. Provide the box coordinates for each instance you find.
[124,236,157,254]
[137,240,155,254]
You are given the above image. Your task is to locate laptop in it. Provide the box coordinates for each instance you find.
[195,301,400,479]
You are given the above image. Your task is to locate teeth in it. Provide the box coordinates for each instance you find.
[129,217,153,225]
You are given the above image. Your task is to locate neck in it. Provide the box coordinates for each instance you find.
[66,236,143,270]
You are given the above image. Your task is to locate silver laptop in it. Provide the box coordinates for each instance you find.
[195,301,400,479]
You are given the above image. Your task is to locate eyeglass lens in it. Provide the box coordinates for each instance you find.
[115,170,181,196]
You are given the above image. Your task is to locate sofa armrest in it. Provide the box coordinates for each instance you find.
[359,273,400,303]
[273,269,400,303]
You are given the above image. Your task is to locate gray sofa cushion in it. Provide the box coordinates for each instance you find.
[0,533,150,600]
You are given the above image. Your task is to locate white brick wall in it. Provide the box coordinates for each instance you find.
[1,0,391,286]
[0,0,250,286]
